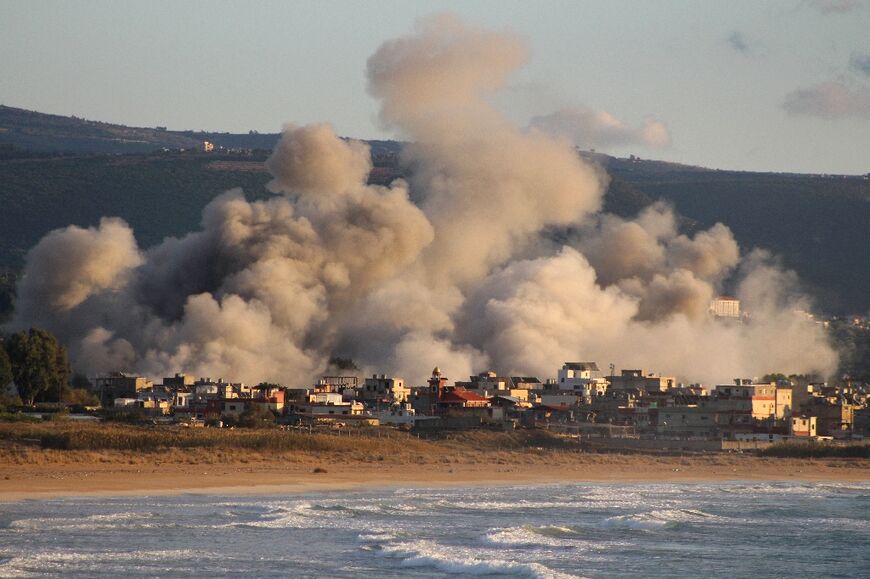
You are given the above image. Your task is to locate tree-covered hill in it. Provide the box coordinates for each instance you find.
[0,105,402,156]
[0,152,273,269]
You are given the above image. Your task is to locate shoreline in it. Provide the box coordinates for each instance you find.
[3,454,868,502]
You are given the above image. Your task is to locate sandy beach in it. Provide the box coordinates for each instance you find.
[2,450,868,502]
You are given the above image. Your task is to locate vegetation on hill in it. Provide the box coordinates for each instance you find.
[0,104,404,156]
[0,152,274,270]
[829,320,870,383]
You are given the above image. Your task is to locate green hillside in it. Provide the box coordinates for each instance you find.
[0,152,273,269]
[0,105,402,156]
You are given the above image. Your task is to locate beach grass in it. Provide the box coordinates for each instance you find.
[759,441,870,458]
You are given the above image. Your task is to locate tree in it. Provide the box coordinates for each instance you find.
[0,342,11,393]
[761,373,790,385]
[5,328,70,406]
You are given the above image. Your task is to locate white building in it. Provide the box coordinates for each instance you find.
[710,296,740,318]
[370,403,418,426]
[555,362,608,400]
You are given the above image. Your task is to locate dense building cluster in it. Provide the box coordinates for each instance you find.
[92,362,870,447]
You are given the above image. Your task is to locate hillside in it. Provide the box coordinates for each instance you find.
[0,105,401,156]
[0,106,868,315]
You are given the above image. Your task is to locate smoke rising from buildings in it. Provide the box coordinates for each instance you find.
[6,14,837,386]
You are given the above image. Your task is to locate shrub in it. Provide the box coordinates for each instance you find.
[759,442,870,458]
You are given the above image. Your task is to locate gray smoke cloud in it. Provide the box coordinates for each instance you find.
[850,52,870,77]
[809,0,861,15]
[726,32,751,55]
[782,80,870,120]
[6,14,837,387]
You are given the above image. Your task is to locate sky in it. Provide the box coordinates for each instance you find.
[1,0,868,174]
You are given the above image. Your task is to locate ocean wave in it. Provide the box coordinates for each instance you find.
[433,498,623,513]
[0,548,207,576]
[600,509,719,531]
[358,531,398,543]
[235,500,375,530]
[8,511,156,532]
[377,539,580,578]
[484,525,584,548]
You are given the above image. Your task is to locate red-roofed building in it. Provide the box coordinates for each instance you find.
[438,387,489,410]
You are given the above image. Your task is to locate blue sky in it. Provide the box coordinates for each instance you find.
[1,0,868,174]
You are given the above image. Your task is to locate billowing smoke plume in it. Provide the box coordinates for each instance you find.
[530,108,671,150]
[6,14,837,387]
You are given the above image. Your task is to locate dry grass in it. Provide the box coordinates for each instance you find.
[0,422,437,456]
[0,422,587,467]
[2,423,868,475]
[759,442,870,458]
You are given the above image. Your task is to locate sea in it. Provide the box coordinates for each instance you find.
[0,481,867,578]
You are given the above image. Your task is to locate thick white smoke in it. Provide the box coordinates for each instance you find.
[6,14,837,387]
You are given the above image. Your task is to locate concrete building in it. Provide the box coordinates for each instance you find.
[289,391,363,417]
[713,380,790,421]
[162,373,194,389]
[222,399,249,415]
[510,377,543,390]
[360,374,409,405]
[460,371,534,400]
[173,390,192,409]
[293,400,364,417]
[853,407,870,438]
[558,362,599,381]
[370,403,418,426]
[308,391,344,406]
[438,388,489,411]
[555,362,608,401]
[459,371,510,393]
[803,397,857,436]
[791,416,817,437]
[607,369,675,394]
[252,385,285,413]
[95,372,152,407]
[138,390,172,415]
[538,391,586,407]
[775,387,793,420]
[710,296,740,318]
[657,405,717,438]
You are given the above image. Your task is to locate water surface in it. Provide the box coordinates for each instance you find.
[1,481,867,577]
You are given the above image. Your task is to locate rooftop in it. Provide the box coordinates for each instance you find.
[563,362,600,371]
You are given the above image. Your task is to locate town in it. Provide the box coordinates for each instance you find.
[90,358,869,452]
[2,296,868,454]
